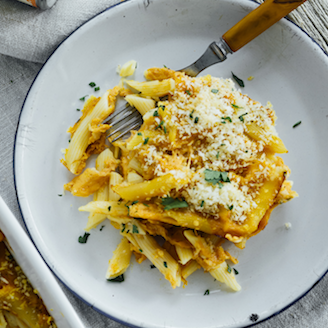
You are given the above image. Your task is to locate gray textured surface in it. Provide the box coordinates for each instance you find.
[0,0,327,327]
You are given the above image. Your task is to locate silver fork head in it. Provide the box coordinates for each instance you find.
[106,104,143,142]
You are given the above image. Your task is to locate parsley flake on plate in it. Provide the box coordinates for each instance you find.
[161,197,188,210]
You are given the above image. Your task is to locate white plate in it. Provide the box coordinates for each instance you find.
[0,197,85,328]
[14,0,328,327]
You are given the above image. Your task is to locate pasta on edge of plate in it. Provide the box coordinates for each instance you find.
[61,62,297,291]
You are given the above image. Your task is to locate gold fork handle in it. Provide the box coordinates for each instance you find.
[222,0,306,52]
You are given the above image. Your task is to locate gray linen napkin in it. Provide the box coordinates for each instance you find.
[0,0,122,63]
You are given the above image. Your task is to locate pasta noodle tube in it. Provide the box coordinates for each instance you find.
[184,230,240,291]
[127,172,144,184]
[119,60,137,77]
[64,168,113,197]
[79,201,129,217]
[125,79,175,97]
[181,260,200,280]
[85,149,115,231]
[109,172,124,202]
[126,131,157,150]
[125,95,156,116]
[129,203,231,235]
[112,174,188,201]
[125,233,182,289]
[106,237,132,279]
[245,123,287,153]
[209,262,241,292]
[184,230,229,271]
[63,87,120,175]
[175,245,194,265]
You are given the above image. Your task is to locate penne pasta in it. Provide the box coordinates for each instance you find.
[106,237,132,279]
[175,245,194,265]
[119,60,137,77]
[125,233,182,289]
[113,174,188,201]
[125,78,175,97]
[63,65,297,291]
[109,172,124,202]
[62,87,120,174]
[181,260,200,280]
[209,262,241,292]
[125,95,156,116]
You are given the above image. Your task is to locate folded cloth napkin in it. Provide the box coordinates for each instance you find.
[0,0,123,63]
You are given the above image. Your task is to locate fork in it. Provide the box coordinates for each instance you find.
[106,0,306,142]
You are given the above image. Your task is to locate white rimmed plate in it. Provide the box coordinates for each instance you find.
[14,0,328,327]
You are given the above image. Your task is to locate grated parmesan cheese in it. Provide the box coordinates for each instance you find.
[129,72,288,224]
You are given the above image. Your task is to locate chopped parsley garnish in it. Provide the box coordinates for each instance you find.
[231,104,240,108]
[142,203,149,207]
[159,105,165,111]
[108,206,111,212]
[153,110,159,117]
[221,116,232,122]
[143,137,149,145]
[100,225,105,231]
[78,232,90,244]
[163,65,167,68]
[204,169,230,185]
[227,263,232,274]
[233,268,239,275]
[107,274,124,283]
[131,201,139,205]
[163,261,168,268]
[161,197,189,210]
[58,194,62,197]
[216,151,220,159]
[231,72,245,87]
[94,86,100,91]
[211,89,219,94]
[132,224,139,234]
[89,82,96,87]
[163,126,167,134]
[186,90,192,96]
[238,113,248,122]
[150,264,156,269]
[194,117,199,124]
[227,204,234,211]
[79,95,88,101]
[204,289,210,295]
[68,139,71,143]
[221,121,226,124]
[121,223,126,233]
[293,121,302,128]
[137,132,142,136]
[189,109,194,119]
[125,204,130,215]
[155,120,165,130]
[200,200,205,207]
[76,108,80,111]
[139,249,143,252]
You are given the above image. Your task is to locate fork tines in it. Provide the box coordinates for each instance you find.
[106,104,143,142]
